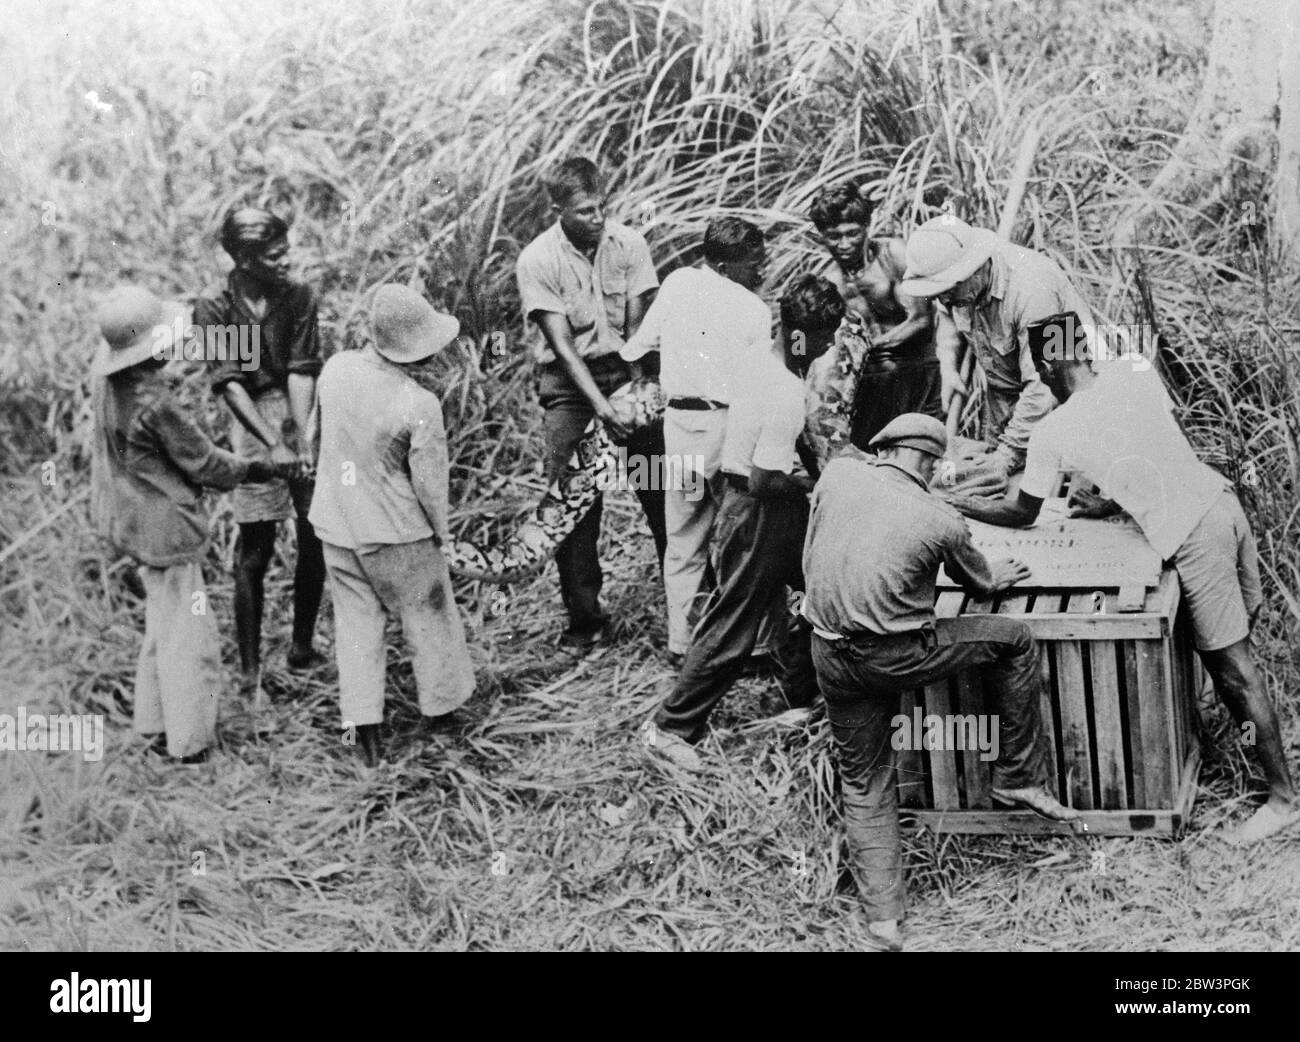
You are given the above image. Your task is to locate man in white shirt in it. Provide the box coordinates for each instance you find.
[620,217,771,661]
[949,312,1299,843]
[646,275,845,770]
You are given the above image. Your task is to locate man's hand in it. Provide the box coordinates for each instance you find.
[295,447,316,482]
[595,399,631,442]
[989,557,1031,592]
[939,363,968,413]
[1067,487,1120,519]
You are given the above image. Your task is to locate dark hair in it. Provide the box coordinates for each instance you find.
[1027,311,1089,368]
[220,207,289,261]
[808,180,872,231]
[779,273,846,334]
[702,217,765,264]
[544,158,604,207]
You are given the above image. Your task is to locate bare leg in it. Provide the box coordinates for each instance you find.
[1201,639,1299,811]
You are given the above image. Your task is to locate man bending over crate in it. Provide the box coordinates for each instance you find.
[802,413,1079,952]
[948,313,1300,845]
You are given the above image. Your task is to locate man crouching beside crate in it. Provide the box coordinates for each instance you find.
[802,413,1079,952]
[948,313,1300,845]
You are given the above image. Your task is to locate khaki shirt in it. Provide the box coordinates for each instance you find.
[939,242,1095,463]
[309,349,451,551]
[515,219,659,364]
[802,455,995,637]
[92,366,249,567]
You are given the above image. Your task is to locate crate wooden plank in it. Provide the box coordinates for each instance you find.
[1121,641,1148,807]
[939,505,1162,590]
[1070,594,1128,810]
[1134,638,1175,807]
[921,587,966,812]
[955,598,993,809]
[903,808,1183,837]
[1056,595,1096,810]
[1014,612,1164,640]
[896,688,926,809]
[1030,591,1066,801]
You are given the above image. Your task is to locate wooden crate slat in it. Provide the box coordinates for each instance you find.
[1016,613,1164,640]
[896,688,926,809]
[1056,595,1096,810]
[903,809,1183,837]
[1071,594,1128,810]
[1134,639,1175,807]
[935,590,966,618]
[1122,642,1148,807]
[956,593,994,807]
[1031,591,1066,801]
[923,678,961,810]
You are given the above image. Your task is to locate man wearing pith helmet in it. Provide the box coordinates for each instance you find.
[801,412,1078,951]
[309,284,476,766]
[900,215,1095,490]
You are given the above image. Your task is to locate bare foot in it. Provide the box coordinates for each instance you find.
[865,918,903,952]
[992,785,1081,821]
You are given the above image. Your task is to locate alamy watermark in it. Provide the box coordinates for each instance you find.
[0,707,104,762]
[1039,318,1157,371]
[594,449,707,500]
[891,708,1000,762]
[50,974,151,1021]
[151,318,261,371]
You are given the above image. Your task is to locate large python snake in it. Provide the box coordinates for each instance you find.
[444,377,665,583]
[445,332,864,585]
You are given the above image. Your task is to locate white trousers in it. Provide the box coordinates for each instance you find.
[134,560,221,757]
[323,538,475,726]
[662,409,728,654]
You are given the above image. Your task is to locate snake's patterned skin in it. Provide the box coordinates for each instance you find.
[445,340,865,585]
[445,378,665,584]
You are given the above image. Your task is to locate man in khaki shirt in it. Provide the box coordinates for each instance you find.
[515,158,665,649]
[900,216,1095,484]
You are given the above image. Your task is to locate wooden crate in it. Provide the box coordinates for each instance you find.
[897,569,1204,836]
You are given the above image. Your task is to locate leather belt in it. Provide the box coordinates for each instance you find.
[668,396,727,411]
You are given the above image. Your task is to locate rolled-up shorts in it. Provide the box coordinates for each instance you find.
[1172,490,1264,651]
[229,389,312,524]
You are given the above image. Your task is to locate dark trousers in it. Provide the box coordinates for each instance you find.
[655,483,816,741]
[539,357,667,634]
[812,616,1051,921]
[849,359,943,450]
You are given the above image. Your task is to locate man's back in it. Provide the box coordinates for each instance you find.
[1021,362,1227,558]
[93,368,246,566]
[309,350,446,550]
[803,455,991,636]
[628,265,770,402]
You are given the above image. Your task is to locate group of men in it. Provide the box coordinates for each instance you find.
[511,159,1299,949]
[90,155,1299,951]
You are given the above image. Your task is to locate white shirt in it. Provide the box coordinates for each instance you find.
[621,265,771,402]
[1020,361,1228,559]
[721,344,806,477]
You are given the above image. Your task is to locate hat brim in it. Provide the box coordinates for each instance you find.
[91,301,190,377]
[375,312,461,364]
[899,228,1000,299]
[892,436,947,458]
